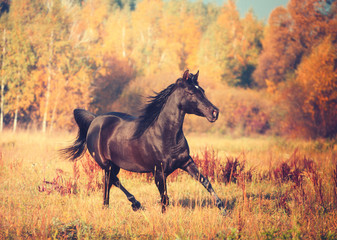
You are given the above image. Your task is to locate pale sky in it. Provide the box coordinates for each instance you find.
[236,0,289,20]
[208,0,290,21]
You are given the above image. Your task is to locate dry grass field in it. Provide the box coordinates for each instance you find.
[1,131,337,239]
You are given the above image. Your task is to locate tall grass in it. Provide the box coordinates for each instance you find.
[0,131,336,239]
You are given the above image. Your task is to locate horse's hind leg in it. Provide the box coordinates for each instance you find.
[109,172,142,211]
[103,167,111,206]
[103,164,119,206]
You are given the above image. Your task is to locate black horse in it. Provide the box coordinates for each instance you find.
[62,70,224,213]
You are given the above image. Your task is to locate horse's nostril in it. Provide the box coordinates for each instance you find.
[213,110,218,119]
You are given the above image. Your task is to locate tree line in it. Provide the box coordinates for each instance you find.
[0,0,336,138]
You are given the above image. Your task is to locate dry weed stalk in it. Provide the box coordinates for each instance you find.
[303,160,325,209]
[38,169,78,195]
[333,164,337,208]
[80,153,103,192]
[221,153,254,184]
[38,152,103,196]
[0,149,3,168]
[192,147,218,182]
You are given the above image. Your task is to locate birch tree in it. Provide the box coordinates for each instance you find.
[0,29,6,132]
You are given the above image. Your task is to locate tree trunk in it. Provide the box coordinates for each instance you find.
[122,25,126,58]
[42,31,53,133]
[0,29,6,132]
[13,96,19,133]
[49,91,59,133]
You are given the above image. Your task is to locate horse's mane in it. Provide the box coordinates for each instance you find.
[133,83,177,138]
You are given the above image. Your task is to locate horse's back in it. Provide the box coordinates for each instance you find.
[103,112,136,121]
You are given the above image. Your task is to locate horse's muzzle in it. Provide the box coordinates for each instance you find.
[208,108,219,122]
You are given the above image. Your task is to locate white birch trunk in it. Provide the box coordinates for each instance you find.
[13,96,19,133]
[49,91,59,133]
[122,25,126,58]
[42,31,53,133]
[0,29,6,132]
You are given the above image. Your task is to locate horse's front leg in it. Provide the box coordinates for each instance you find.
[154,169,169,213]
[181,158,225,211]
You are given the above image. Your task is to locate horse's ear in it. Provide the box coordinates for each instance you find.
[182,70,189,81]
[194,70,199,83]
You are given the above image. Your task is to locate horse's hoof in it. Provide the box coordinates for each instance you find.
[216,199,224,210]
[161,205,167,213]
[215,200,228,216]
[220,208,229,216]
[131,201,142,211]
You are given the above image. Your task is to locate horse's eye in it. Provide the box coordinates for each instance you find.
[186,90,194,95]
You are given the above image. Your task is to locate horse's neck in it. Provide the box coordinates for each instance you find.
[154,92,185,140]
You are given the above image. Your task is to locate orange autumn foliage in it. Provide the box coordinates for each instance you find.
[285,37,337,138]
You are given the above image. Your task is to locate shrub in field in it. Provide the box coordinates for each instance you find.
[218,88,272,136]
[40,146,253,194]
[193,147,254,184]
[192,147,219,182]
[78,153,104,192]
[273,162,291,183]
[39,152,104,195]
[271,149,315,186]
[269,149,336,216]
[221,154,254,185]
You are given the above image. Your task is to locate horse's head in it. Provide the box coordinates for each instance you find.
[176,70,219,122]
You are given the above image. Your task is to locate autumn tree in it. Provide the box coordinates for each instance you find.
[255,0,337,87]
[90,56,134,114]
[130,0,164,75]
[159,0,201,71]
[0,0,279,135]
[0,0,37,131]
[237,10,264,87]
[253,6,298,87]
[199,0,263,87]
[1,0,93,131]
[255,0,337,138]
[37,1,92,131]
[288,0,337,53]
[214,0,242,85]
[102,9,132,60]
[285,36,337,138]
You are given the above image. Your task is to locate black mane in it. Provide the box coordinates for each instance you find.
[133,83,176,138]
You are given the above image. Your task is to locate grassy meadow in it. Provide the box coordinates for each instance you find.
[0,131,337,239]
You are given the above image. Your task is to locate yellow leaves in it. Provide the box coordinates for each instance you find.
[297,36,337,100]
[266,79,277,94]
[0,0,263,132]
[81,0,108,30]
[102,11,132,60]
[128,0,202,74]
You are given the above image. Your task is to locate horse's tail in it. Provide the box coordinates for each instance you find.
[60,109,96,161]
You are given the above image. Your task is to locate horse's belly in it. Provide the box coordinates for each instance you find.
[109,146,154,173]
[117,160,152,173]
